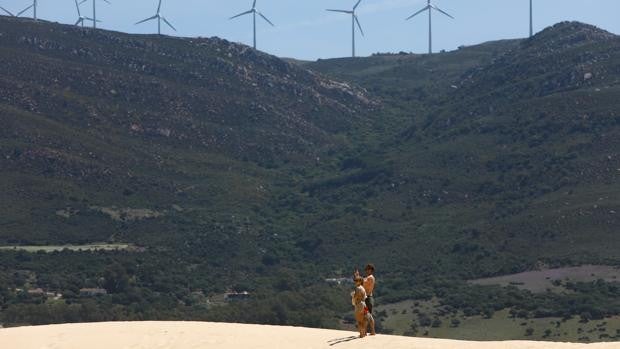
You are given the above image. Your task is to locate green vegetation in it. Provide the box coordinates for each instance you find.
[0,18,619,343]
[378,302,620,342]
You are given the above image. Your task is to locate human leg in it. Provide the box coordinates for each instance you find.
[355,311,366,337]
[366,312,375,335]
[366,296,375,335]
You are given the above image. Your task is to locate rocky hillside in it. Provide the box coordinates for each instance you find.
[0,16,375,165]
[0,15,376,244]
[457,22,619,102]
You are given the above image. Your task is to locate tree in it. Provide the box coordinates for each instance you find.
[579,312,592,323]
[418,313,432,327]
[103,263,130,294]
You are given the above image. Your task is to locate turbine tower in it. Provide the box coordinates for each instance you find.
[230,0,274,50]
[92,0,110,29]
[406,0,454,54]
[0,6,14,16]
[17,0,38,20]
[135,0,176,35]
[529,0,533,37]
[74,0,95,28]
[326,0,365,58]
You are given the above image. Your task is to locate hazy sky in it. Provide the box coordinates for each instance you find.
[1,0,618,60]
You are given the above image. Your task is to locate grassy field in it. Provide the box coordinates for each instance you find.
[470,265,620,293]
[0,243,139,252]
[377,300,620,342]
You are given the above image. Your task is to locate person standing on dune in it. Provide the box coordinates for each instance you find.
[355,264,376,335]
[351,276,368,338]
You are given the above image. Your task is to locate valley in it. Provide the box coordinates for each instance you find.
[0,17,618,342]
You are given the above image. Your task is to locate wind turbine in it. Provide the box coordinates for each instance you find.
[74,0,95,28]
[16,0,38,20]
[91,0,110,29]
[0,6,14,16]
[135,0,176,35]
[230,0,274,50]
[529,0,533,37]
[326,0,365,58]
[406,0,454,54]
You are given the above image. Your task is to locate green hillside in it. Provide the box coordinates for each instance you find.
[0,17,619,341]
[305,21,620,274]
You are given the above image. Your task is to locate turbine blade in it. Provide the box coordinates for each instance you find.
[16,4,33,17]
[230,10,253,20]
[102,0,111,4]
[0,6,15,16]
[75,18,82,26]
[74,0,81,16]
[79,0,87,4]
[157,0,162,13]
[355,15,364,37]
[162,16,176,31]
[431,5,454,19]
[406,6,429,20]
[252,0,256,9]
[326,9,351,14]
[84,17,95,21]
[353,0,362,10]
[257,11,274,26]
[135,15,158,25]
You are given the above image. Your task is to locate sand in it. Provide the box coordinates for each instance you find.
[0,321,618,349]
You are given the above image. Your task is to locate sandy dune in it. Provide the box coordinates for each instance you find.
[0,321,618,349]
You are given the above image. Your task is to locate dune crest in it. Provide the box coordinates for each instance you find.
[0,321,617,349]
